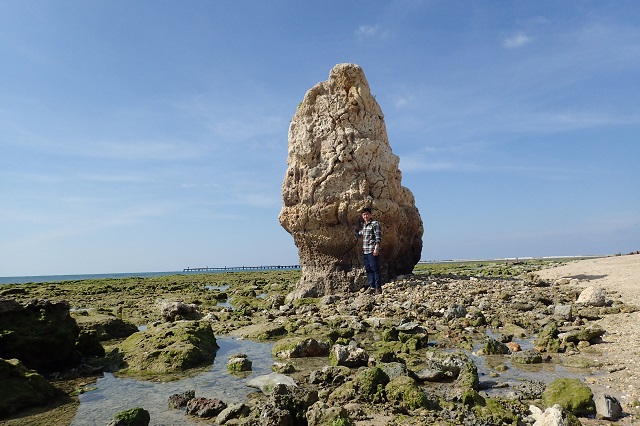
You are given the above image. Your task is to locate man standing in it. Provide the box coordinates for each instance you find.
[356,207,382,293]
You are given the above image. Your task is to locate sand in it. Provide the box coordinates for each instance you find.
[536,254,640,415]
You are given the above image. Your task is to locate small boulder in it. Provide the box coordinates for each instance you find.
[306,401,351,426]
[480,337,510,355]
[330,343,369,368]
[272,337,330,358]
[542,378,595,417]
[511,349,543,365]
[158,300,201,322]
[167,390,195,409]
[308,365,350,386]
[185,397,227,418]
[215,403,250,425]
[227,353,252,373]
[0,358,57,418]
[576,287,606,307]
[385,375,428,409]
[247,372,296,395]
[594,393,622,421]
[107,407,150,426]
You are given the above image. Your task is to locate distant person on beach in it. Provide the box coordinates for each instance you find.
[355,207,382,294]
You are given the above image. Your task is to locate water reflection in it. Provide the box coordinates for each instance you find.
[72,336,274,425]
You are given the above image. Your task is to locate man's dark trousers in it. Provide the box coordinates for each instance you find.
[363,252,381,289]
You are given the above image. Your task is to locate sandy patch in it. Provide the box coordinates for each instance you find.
[536,254,640,421]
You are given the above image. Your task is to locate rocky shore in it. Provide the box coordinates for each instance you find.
[1,255,639,425]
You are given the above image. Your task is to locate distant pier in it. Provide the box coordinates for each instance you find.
[183,265,300,272]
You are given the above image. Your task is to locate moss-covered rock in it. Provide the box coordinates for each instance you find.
[0,358,57,418]
[482,337,510,355]
[454,360,479,391]
[118,321,218,374]
[227,353,252,372]
[327,380,358,405]
[107,407,150,426]
[511,349,543,364]
[535,321,559,352]
[542,378,595,417]
[358,367,389,403]
[0,298,80,372]
[472,395,525,425]
[385,375,427,409]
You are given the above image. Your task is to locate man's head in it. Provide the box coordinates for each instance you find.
[361,207,372,222]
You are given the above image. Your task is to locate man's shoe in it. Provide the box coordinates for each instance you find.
[376,288,383,295]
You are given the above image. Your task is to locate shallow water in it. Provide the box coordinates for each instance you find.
[471,332,594,398]
[69,331,601,424]
[71,336,275,425]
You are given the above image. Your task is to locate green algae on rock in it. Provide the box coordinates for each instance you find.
[385,375,428,410]
[117,321,218,374]
[0,358,57,418]
[542,378,595,417]
[107,407,150,426]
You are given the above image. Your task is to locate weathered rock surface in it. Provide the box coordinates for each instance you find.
[185,397,227,418]
[279,63,423,299]
[576,286,607,307]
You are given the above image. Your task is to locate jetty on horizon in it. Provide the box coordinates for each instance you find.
[183,265,300,272]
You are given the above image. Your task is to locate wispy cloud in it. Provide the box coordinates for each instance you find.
[356,24,387,39]
[503,32,532,48]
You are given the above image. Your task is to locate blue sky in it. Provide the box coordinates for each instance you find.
[1,1,639,276]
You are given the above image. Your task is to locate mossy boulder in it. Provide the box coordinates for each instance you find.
[481,337,510,355]
[357,367,390,403]
[385,375,427,409]
[542,378,595,416]
[0,298,80,372]
[0,358,57,418]
[535,321,560,352]
[511,349,543,365]
[107,407,150,426]
[454,360,479,391]
[118,321,218,373]
[327,366,390,405]
[472,395,525,425]
[227,353,252,372]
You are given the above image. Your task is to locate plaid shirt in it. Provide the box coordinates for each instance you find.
[361,220,382,254]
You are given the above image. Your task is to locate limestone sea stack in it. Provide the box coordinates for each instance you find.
[279,63,423,300]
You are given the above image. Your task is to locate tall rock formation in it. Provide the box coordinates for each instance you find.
[279,63,423,299]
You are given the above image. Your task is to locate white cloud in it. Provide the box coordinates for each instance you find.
[503,32,532,48]
[356,24,388,39]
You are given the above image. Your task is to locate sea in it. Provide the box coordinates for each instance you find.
[0,267,299,286]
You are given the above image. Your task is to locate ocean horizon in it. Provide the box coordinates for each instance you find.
[0,267,302,286]
[0,254,606,286]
